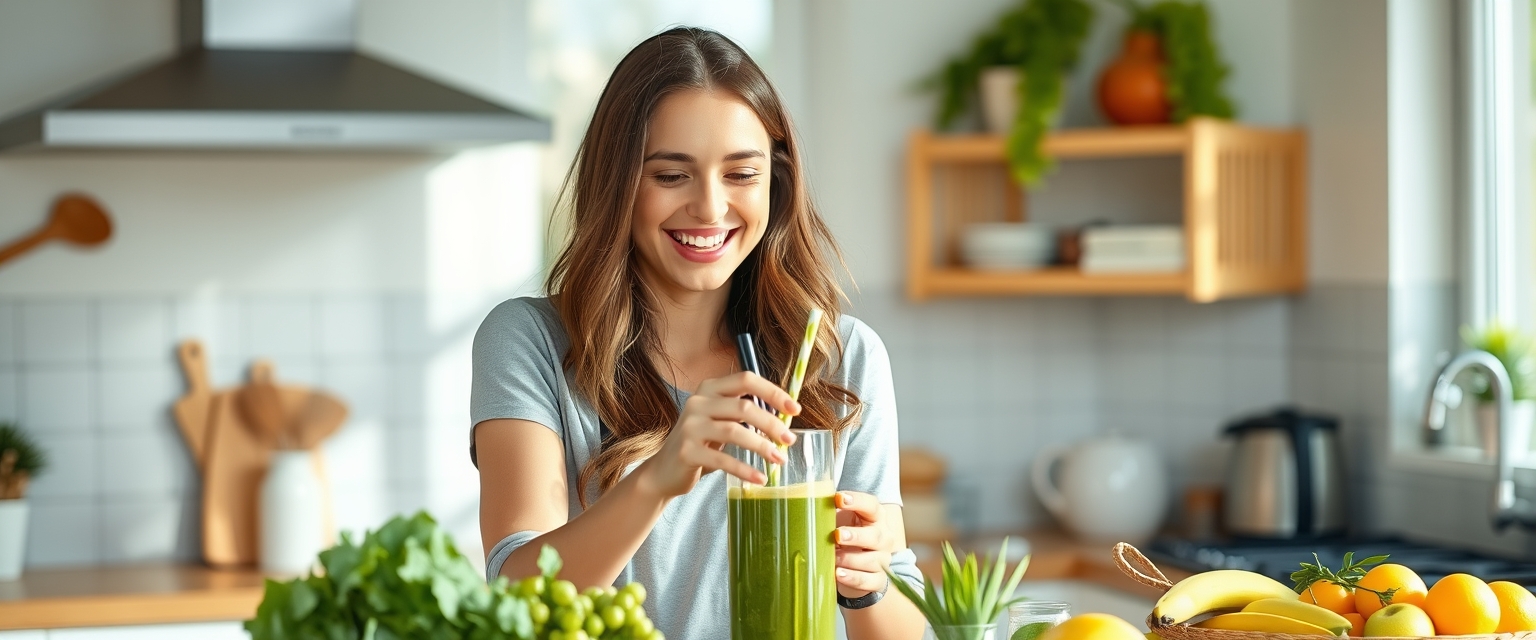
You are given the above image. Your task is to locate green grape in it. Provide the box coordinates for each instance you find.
[595,593,613,611]
[584,615,605,637]
[629,615,654,636]
[558,608,583,632]
[570,631,590,640]
[645,630,664,640]
[576,594,594,619]
[550,580,578,607]
[547,630,565,640]
[613,592,637,612]
[601,605,626,630]
[530,600,551,625]
[519,576,547,599]
[620,582,647,606]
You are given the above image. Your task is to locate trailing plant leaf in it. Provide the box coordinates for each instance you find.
[1110,0,1237,122]
[922,0,1094,185]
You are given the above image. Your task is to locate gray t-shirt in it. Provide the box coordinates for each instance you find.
[470,297,919,640]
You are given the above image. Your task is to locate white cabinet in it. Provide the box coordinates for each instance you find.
[1,623,245,639]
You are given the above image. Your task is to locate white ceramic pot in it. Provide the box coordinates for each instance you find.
[1477,400,1536,460]
[1031,435,1168,543]
[260,450,326,575]
[0,499,28,580]
[978,66,1069,135]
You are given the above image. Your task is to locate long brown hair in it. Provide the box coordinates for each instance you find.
[546,27,859,504]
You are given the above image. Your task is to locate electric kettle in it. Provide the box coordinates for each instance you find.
[1222,408,1346,538]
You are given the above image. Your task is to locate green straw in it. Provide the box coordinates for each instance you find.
[768,308,822,486]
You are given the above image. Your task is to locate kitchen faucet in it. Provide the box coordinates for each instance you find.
[1424,350,1526,530]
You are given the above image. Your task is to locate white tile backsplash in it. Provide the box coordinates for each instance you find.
[25,433,98,500]
[0,301,15,365]
[98,496,188,563]
[319,297,387,357]
[0,368,17,423]
[97,429,194,497]
[96,299,172,364]
[97,364,178,431]
[244,295,315,361]
[19,300,92,365]
[26,499,100,567]
[319,358,390,421]
[21,367,93,432]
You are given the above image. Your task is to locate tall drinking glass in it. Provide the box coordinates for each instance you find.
[727,428,835,640]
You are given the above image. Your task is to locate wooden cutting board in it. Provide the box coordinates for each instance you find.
[175,340,350,568]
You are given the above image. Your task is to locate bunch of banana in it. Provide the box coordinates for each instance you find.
[1151,570,1297,625]
[1196,599,1352,636]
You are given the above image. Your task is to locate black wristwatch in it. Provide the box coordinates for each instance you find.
[837,577,889,610]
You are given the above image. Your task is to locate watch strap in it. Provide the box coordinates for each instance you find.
[836,577,889,610]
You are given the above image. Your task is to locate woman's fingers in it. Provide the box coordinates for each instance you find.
[834,523,888,552]
[706,420,785,464]
[835,548,887,574]
[687,443,766,485]
[699,372,801,421]
[834,491,882,522]
[835,566,889,595]
[686,395,793,446]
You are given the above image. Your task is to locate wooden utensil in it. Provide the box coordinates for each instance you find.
[172,340,215,471]
[0,194,113,269]
[201,389,269,567]
[239,360,288,449]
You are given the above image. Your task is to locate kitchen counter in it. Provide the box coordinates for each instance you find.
[0,529,1182,631]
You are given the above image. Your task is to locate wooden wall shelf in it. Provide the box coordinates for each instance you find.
[906,118,1308,303]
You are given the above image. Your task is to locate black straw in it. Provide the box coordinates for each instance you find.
[734,333,769,412]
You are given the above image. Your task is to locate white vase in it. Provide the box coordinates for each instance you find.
[1477,400,1536,460]
[0,499,28,581]
[978,66,1069,135]
[260,450,326,575]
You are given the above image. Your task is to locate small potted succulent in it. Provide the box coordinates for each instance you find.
[889,539,1031,640]
[923,0,1094,186]
[0,423,46,581]
[1462,324,1536,455]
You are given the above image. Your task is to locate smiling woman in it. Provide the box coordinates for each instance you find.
[469,27,925,640]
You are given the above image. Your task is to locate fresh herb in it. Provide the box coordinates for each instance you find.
[0,423,46,500]
[888,539,1031,640]
[246,512,658,640]
[922,0,1094,186]
[1462,323,1536,401]
[1290,551,1398,608]
[1108,0,1237,122]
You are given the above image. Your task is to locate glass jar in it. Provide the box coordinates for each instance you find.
[923,624,997,640]
[1008,600,1072,638]
[726,429,836,640]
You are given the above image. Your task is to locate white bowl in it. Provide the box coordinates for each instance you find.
[961,223,1054,269]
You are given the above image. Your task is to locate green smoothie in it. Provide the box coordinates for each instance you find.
[728,480,836,640]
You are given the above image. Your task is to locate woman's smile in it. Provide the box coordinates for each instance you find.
[665,227,740,262]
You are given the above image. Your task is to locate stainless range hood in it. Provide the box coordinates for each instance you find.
[0,0,551,151]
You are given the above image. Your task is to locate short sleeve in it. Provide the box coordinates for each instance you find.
[469,298,566,465]
[833,317,902,507]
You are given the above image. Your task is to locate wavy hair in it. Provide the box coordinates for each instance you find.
[546,27,859,505]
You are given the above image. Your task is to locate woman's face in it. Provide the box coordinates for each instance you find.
[631,89,772,296]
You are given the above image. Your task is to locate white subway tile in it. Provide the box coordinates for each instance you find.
[1038,350,1096,405]
[25,433,97,499]
[0,301,16,365]
[1167,302,1227,352]
[387,293,431,356]
[329,485,390,541]
[98,496,186,563]
[97,364,179,432]
[1167,352,1224,409]
[1223,299,1289,356]
[389,359,428,421]
[25,499,99,567]
[21,367,93,432]
[19,300,91,365]
[245,295,315,360]
[1102,349,1168,405]
[97,429,194,497]
[172,295,244,365]
[1222,353,1289,415]
[319,358,389,421]
[322,418,389,491]
[0,368,16,423]
[319,296,387,358]
[97,299,172,364]
[385,425,430,484]
[1102,298,1167,348]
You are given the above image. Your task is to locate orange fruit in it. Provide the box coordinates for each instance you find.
[1424,573,1499,634]
[1037,613,1144,640]
[1342,612,1365,637]
[1355,563,1428,618]
[1491,581,1536,632]
[1301,581,1357,615]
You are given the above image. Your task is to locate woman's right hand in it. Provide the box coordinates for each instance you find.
[635,372,800,499]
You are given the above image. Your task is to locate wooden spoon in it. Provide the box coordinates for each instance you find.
[240,360,289,449]
[0,194,113,268]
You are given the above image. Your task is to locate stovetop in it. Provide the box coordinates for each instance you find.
[1146,537,1536,588]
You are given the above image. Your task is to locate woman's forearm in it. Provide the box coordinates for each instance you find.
[843,587,926,640]
[496,463,670,588]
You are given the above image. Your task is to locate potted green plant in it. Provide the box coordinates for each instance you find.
[888,539,1031,640]
[0,423,46,581]
[924,0,1094,186]
[1098,0,1236,125]
[1461,323,1536,455]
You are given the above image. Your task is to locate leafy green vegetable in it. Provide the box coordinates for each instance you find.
[1462,323,1536,401]
[923,0,1094,185]
[1011,622,1053,640]
[887,539,1031,639]
[245,512,659,640]
[1109,0,1237,122]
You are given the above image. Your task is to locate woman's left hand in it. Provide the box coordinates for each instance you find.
[833,491,896,598]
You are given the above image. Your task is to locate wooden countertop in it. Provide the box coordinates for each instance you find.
[0,529,1185,630]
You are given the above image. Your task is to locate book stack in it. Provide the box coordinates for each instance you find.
[1080,225,1184,274]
